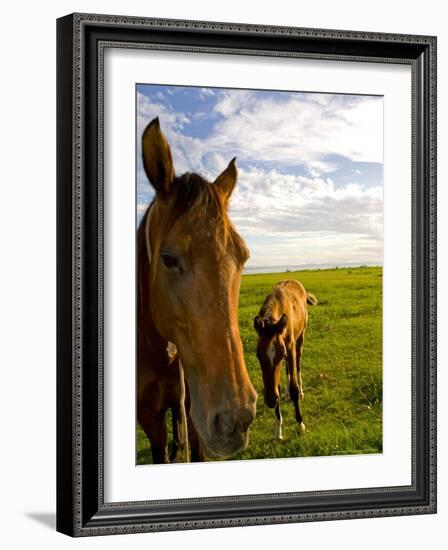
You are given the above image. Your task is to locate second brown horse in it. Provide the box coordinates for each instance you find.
[254,280,317,440]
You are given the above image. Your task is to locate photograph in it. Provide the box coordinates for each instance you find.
[135,84,384,465]
[53,8,436,538]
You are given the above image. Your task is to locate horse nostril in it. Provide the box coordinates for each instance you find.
[264,394,277,408]
[213,411,237,438]
[213,407,255,437]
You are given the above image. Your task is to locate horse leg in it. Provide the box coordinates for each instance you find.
[287,345,306,435]
[285,358,291,399]
[170,406,181,462]
[274,399,283,441]
[171,404,193,463]
[182,385,205,462]
[178,361,190,462]
[177,377,205,462]
[137,404,169,464]
[188,414,206,462]
[296,332,305,400]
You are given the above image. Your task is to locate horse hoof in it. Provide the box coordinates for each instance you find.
[274,436,284,442]
[300,391,305,400]
[297,422,306,434]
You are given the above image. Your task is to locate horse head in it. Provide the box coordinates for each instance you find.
[254,314,288,408]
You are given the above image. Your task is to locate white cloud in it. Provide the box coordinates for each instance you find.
[213,90,253,117]
[137,90,383,184]
[227,166,382,267]
[210,91,383,167]
[199,88,216,100]
[136,92,205,177]
[246,232,382,268]
[137,161,383,267]
[136,88,383,268]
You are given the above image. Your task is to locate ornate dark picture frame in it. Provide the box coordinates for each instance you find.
[56,13,437,537]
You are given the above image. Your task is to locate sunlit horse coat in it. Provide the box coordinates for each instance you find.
[137,117,257,463]
[254,280,317,440]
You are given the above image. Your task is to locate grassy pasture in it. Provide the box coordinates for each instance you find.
[137,266,383,464]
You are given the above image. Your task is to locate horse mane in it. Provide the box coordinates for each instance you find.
[137,206,151,320]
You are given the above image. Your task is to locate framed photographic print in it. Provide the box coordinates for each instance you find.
[56,13,437,536]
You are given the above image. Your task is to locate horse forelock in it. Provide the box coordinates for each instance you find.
[173,172,223,222]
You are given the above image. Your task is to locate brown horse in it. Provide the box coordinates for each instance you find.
[254,280,317,440]
[137,117,257,463]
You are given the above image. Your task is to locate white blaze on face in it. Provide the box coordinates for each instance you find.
[267,341,276,366]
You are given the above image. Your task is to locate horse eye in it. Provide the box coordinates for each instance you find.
[160,252,182,272]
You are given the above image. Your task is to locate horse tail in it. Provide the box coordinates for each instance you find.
[306,292,318,306]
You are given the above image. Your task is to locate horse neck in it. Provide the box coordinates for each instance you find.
[137,206,168,359]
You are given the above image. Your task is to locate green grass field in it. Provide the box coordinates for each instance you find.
[137,266,383,464]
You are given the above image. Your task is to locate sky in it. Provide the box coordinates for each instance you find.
[136,84,383,270]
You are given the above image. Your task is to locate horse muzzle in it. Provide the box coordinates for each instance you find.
[202,404,257,458]
[263,389,279,409]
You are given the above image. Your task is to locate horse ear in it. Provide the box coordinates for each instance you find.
[214,157,237,203]
[276,314,288,333]
[142,117,175,197]
[254,315,264,334]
